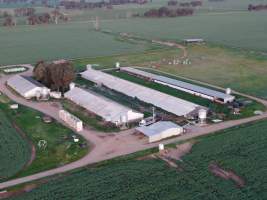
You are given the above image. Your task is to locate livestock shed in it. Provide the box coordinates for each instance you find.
[81,66,202,117]
[136,121,183,143]
[59,110,83,132]
[183,38,204,44]
[64,87,144,126]
[120,67,235,104]
[7,75,50,100]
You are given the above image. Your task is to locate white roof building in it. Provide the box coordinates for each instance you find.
[64,87,144,126]
[121,67,235,104]
[7,75,50,99]
[81,66,202,117]
[136,121,183,143]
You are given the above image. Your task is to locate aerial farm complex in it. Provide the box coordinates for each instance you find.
[4,63,242,144]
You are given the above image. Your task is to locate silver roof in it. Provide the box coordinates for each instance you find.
[121,67,235,101]
[7,75,45,95]
[136,121,182,137]
[81,68,202,117]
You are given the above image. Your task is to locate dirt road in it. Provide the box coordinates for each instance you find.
[0,65,267,190]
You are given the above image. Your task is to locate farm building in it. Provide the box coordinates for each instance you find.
[183,38,204,44]
[64,87,144,126]
[136,121,183,143]
[7,75,50,100]
[120,67,235,104]
[81,66,202,117]
[59,110,83,132]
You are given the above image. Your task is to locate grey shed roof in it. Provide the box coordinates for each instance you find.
[121,67,234,101]
[136,121,182,137]
[7,75,45,95]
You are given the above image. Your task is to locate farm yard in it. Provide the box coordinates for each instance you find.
[0,95,30,180]
[7,119,267,200]
[0,95,88,180]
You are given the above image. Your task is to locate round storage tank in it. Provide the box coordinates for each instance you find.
[226,88,232,95]
[69,83,75,90]
[198,109,207,123]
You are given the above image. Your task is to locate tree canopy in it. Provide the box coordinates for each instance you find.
[34,60,75,93]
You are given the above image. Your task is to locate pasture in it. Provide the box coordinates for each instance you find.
[74,44,267,99]
[0,96,30,180]
[0,96,88,179]
[0,24,147,65]
[9,119,267,200]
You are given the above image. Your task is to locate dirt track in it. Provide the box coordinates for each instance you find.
[0,65,267,190]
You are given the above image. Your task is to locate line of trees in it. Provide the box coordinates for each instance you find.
[248,4,267,11]
[144,7,194,17]
[60,0,147,10]
[14,8,35,17]
[168,0,202,7]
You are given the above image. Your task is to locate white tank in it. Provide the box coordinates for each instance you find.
[121,115,127,123]
[159,143,164,151]
[69,82,75,90]
[226,88,232,95]
[115,62,120,69]
[198,109,207,123]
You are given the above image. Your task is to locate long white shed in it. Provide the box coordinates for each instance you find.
[64,87,144,126]
[7,75,50,99]
[81,66,202,117]
[121,67,235,104]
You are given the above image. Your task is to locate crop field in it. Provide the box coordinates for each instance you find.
[0,24,147,65]
[0,96,30,180]
[9,119,267,200]
[0,96,88,179]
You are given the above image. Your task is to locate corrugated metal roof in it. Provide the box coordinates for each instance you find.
[136,121,182,137]
[81,68,202,116]
[7,75,44,95]
[64,87,143,123]
[121,67,234,101]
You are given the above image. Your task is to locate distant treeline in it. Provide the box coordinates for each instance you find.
[144,7,194,17]
[2,9,68,26]
[0,0,27,4]
[248,4,267,11]
[14,7,35,16]
[60,0,147,10]
[167,0,202,7]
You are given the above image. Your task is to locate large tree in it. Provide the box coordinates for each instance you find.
[34,61,75,93]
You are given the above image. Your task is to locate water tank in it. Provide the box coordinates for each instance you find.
[69,83,75,90]
[159,143,164,151]
[121,115,127,123]
[226,88,232,95]
[115,62,120,69]
[198,109,207,124]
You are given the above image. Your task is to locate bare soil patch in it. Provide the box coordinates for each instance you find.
[209,163,245,188]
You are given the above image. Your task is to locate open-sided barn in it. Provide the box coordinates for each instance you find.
[64,87,144,126]
[81,66,203,117]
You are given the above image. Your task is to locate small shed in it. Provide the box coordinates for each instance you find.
[183,38,204,45]
[136,121,183,143]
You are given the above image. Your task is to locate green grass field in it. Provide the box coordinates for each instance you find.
[0,96,88,180]
[9,119,267,200]
[74,43,267,99]
[0,96,30,180]
[0,24,147,65]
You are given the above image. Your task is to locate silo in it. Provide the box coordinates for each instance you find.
[226,88,232,95]
[198,109,207,124]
